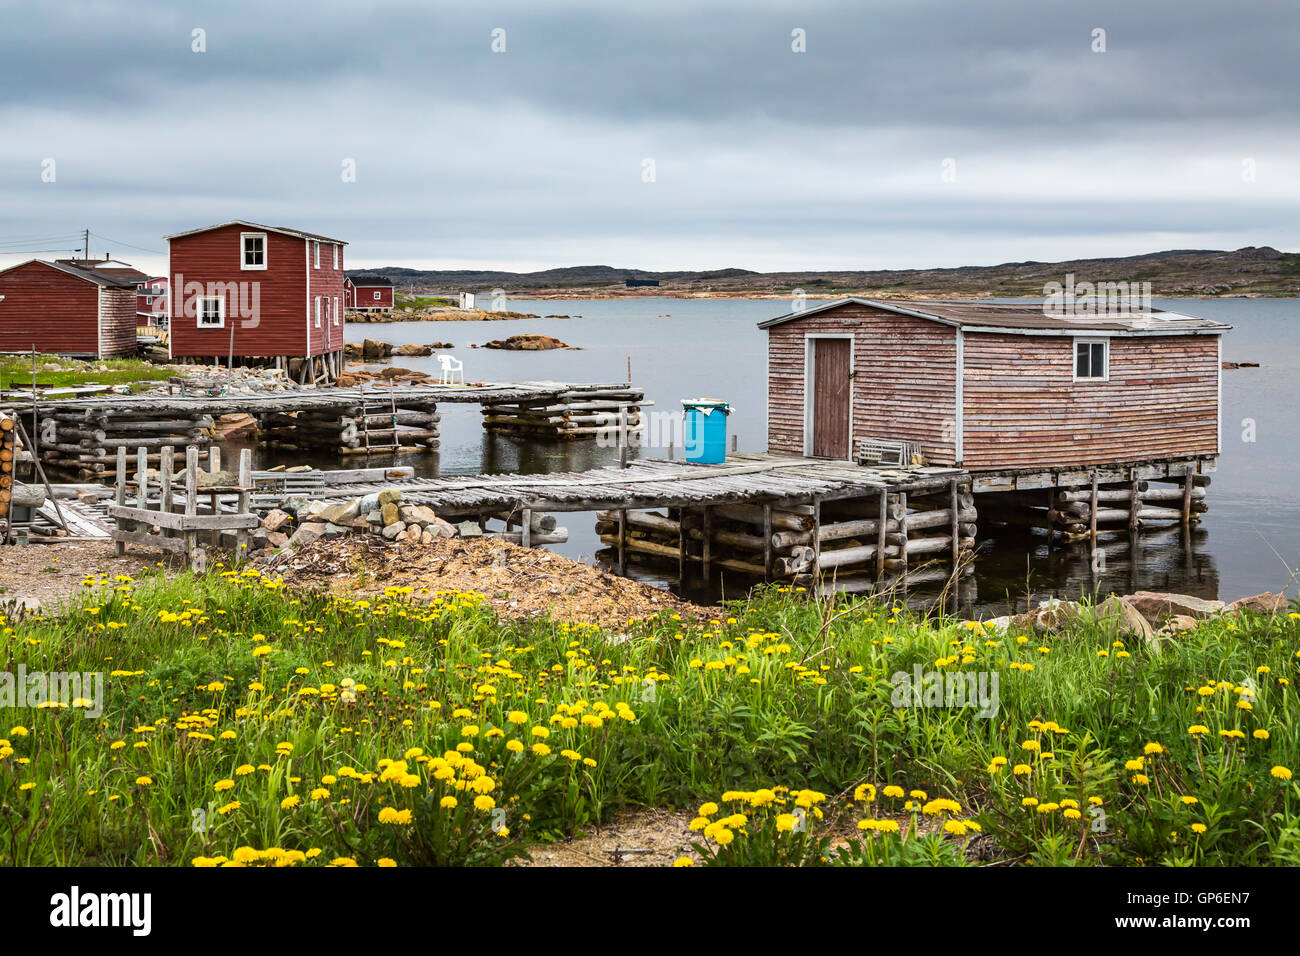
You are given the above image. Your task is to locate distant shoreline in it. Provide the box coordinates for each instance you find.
[399,289,1297,302]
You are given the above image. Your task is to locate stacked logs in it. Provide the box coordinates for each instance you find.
[36,407,210,480]
[981,473,1208,541]
[594,482,975,582]
[482,386,646,441]
[258,400,440,455]
[596,504,817,577]
[0,413,15,528]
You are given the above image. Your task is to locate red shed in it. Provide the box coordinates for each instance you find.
[0,259,139,358]
[164,220,347,380]
[344,274,394,311]
[759,298,1230,472]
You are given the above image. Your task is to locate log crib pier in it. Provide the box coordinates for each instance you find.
[14,381,643,478]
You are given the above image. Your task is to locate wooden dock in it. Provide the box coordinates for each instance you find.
[289,453,974,583]
[15,380,644,477]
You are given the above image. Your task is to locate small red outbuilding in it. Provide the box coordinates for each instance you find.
[0,259,139,358]
[344,274,394,311]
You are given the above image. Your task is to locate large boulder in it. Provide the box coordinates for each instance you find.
[262,509,293,532]
[1225,592,1290,616]
[287,522,326,549]
[320,499,361,525]
[480,334,573,351]
[398,504,440,527]
[1123,591,1225,626]
[362,338,392,359]
[1087,596,1157,647]
[1013,598,1085,635]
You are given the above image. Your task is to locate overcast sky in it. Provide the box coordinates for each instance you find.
[2,0,1299,274]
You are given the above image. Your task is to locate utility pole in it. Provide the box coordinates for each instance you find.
[83,228,90,263]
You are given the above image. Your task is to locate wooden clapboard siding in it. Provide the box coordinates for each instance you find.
[961,332,1219,468]
[98,287,138,357]
[767,302,958,463]
[0,261,108,357]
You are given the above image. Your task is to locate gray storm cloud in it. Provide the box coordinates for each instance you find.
[1,0,1297,272]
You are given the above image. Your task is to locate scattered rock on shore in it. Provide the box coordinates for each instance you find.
[475,334,576,351]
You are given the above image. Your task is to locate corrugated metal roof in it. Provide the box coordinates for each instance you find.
[757,297,1232,335]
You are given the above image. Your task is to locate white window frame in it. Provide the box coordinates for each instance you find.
[333,296,340,326]
[313,241,320,269]
[240,232,268,271]
[314,296,322,329]
[332,244,339,269]
[1072,337,1109,382]
[373,290,382,301]
[197,295,225,329]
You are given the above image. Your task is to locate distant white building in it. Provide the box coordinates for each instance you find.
[458,291,475,310]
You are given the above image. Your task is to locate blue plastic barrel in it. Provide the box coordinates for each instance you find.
[682,399,731,464]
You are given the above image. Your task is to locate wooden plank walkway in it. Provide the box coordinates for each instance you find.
[13,381,635,415]
[300,453,969,515]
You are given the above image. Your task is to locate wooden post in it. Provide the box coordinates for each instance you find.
[1129,474,1141,534]
[616,509,627,576]
[1044,487,1054,547]
[235,448,252,561]
[763,504,774,579]
[618,405,628,469]
[897,492,908,571]
[160,445,174,545]
[876,490,887,577]
[1089,473,1098,546]
[949,479,959,565]
[184,445,199,568]
[677,508,686,585]
[114,447,127,556]
[135,446,147,514]
[208,446,222,546]
[701,506,712,580]
[1181,465,1194,525]
[811,497,822,579]
[521,507,532,548]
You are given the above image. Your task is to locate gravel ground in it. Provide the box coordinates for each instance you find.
[266,534,708,626]
[0,541,182,612]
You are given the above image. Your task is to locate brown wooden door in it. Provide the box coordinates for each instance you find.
[811,338,851,458]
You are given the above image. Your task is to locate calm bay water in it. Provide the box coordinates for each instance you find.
[306,296,1300,612]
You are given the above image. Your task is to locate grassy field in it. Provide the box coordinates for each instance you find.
[0,353,175,392]
[1,568,1297,867]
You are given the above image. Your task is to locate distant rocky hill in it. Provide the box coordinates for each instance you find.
[357,246,1300,297]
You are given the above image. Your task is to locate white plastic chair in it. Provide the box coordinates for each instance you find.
[437,354,464,385]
